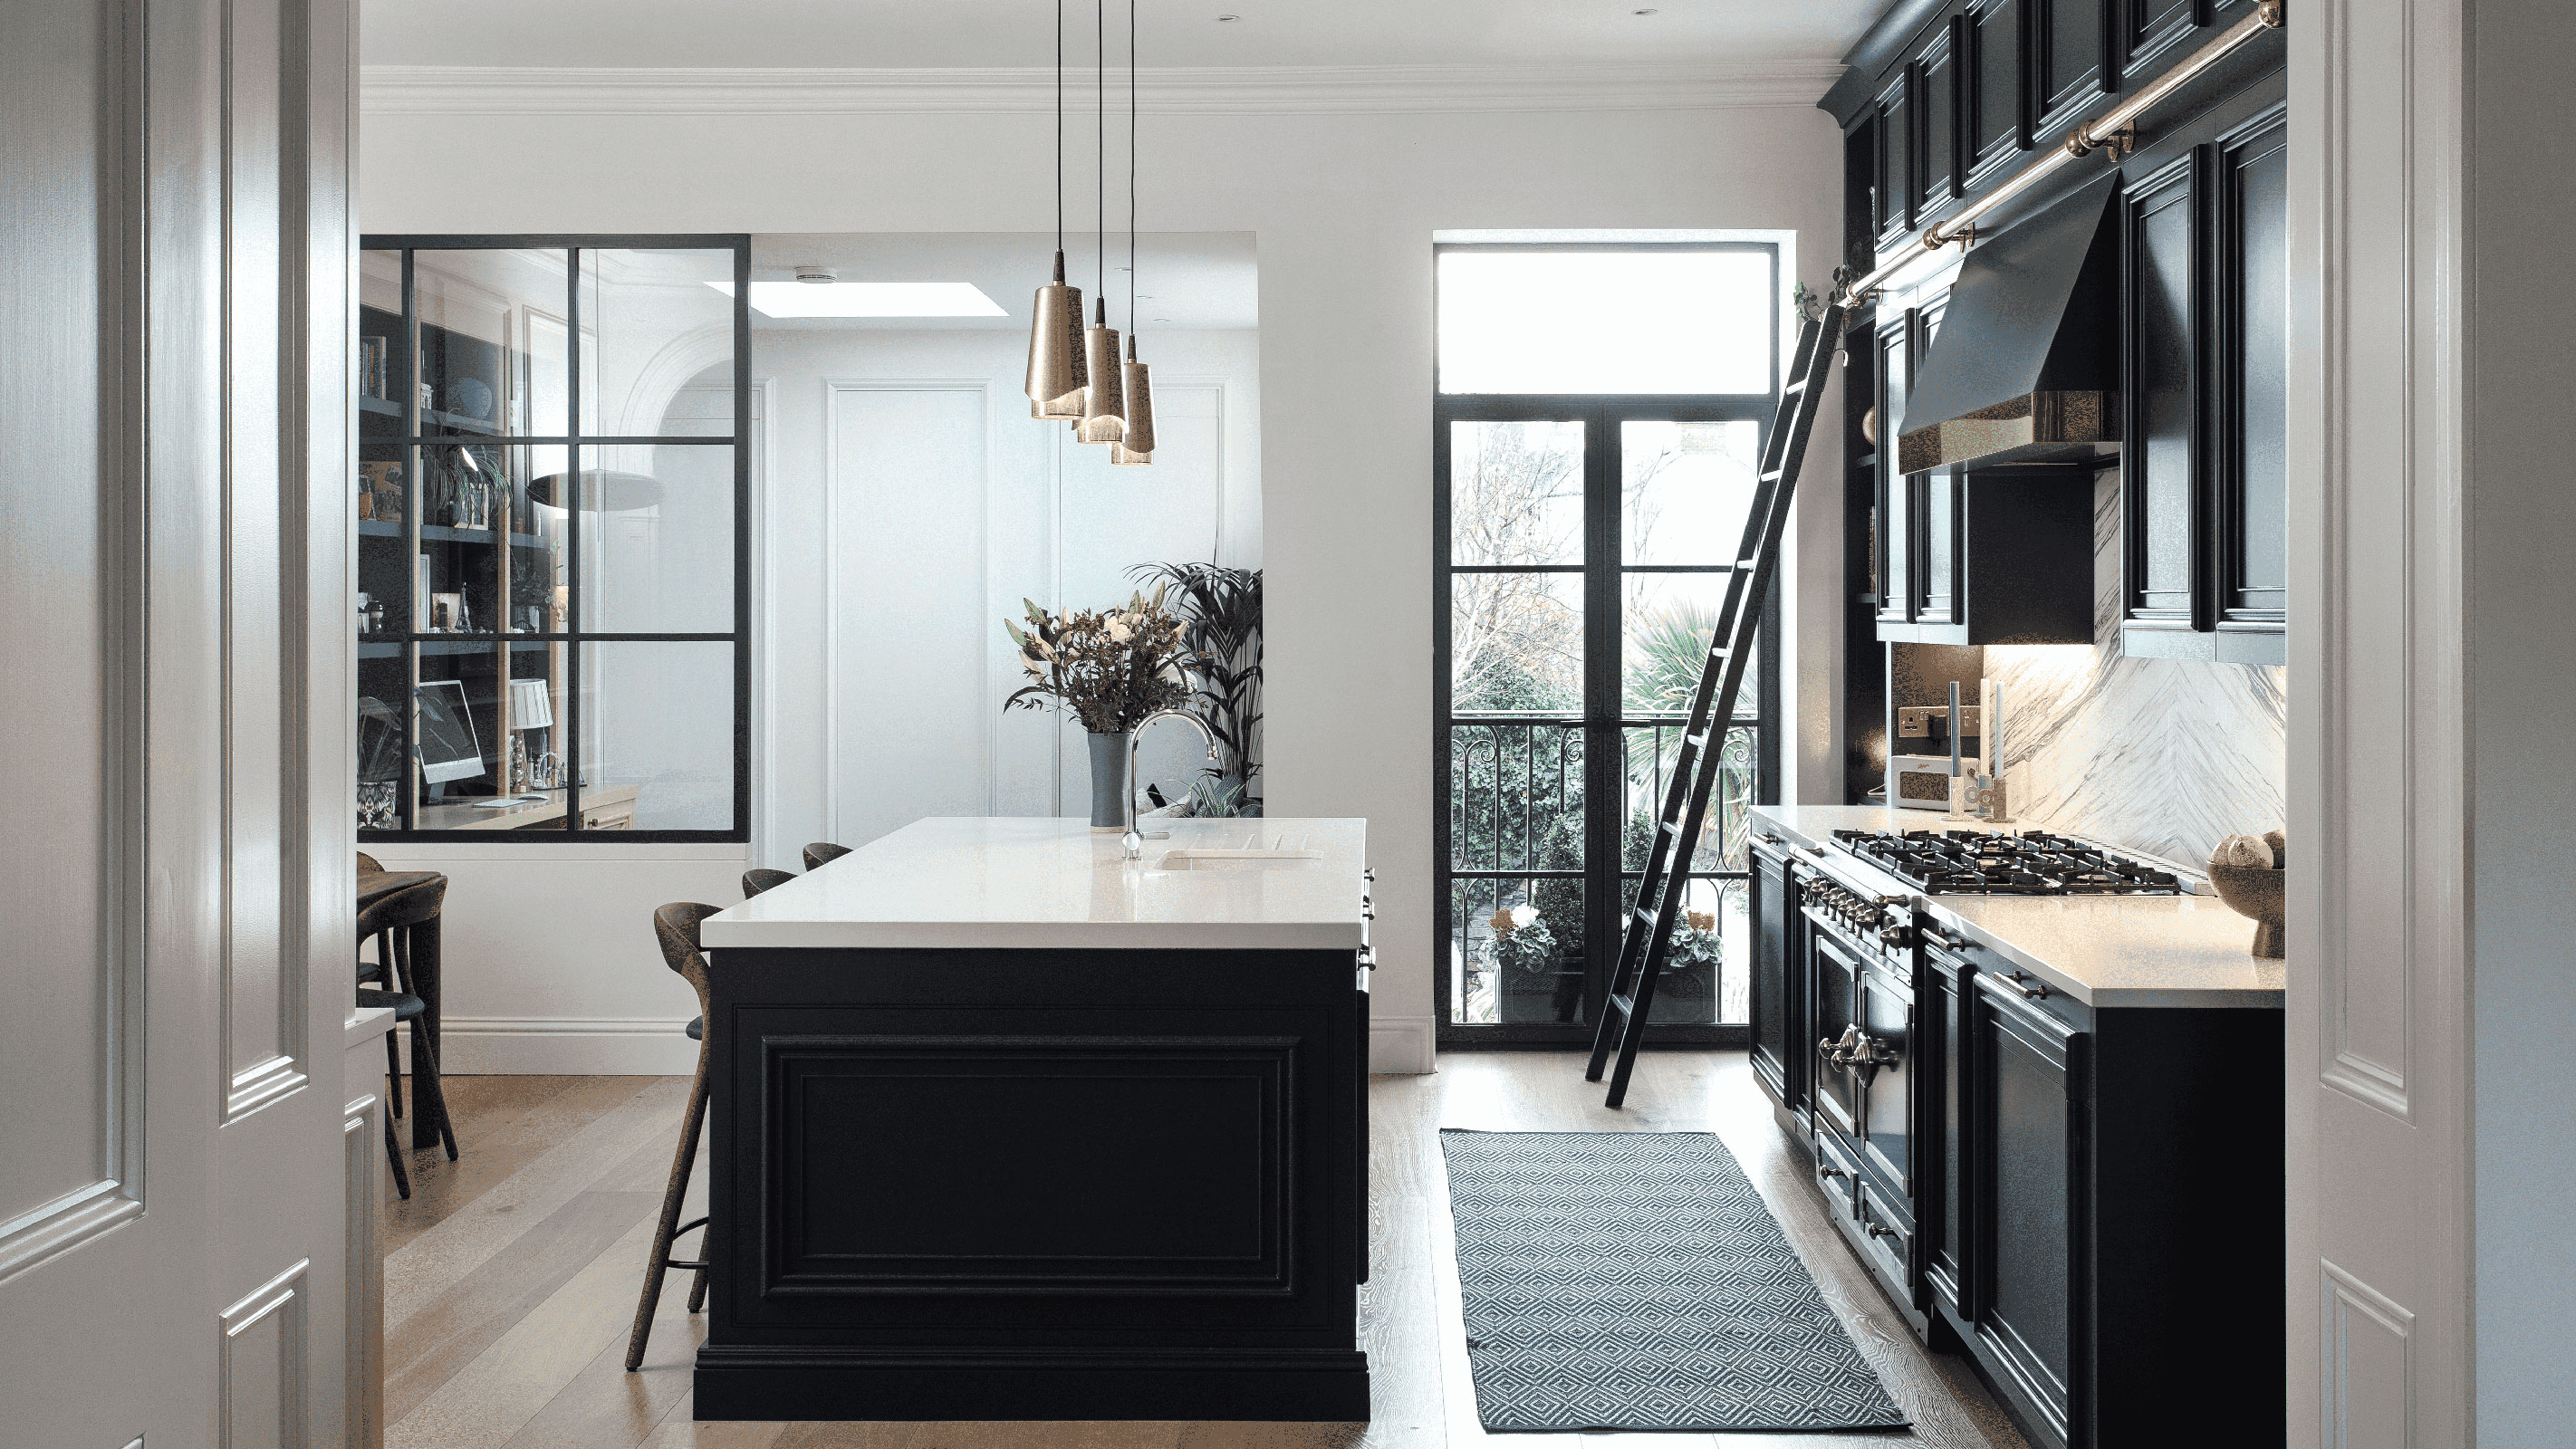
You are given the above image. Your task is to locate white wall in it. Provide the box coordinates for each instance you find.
[752,323,1261,868]
[360,87,1847,1073]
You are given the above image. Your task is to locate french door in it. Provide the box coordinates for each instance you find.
[1435,398,1780,1046]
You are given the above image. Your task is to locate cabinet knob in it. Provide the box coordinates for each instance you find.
[1817,1163,1847,1182]
[1363,868,1376,883]
[1865,1219,1898,1242]
[2008,970,2049,1000]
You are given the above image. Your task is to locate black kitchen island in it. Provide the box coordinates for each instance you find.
[691,817,1373,1423]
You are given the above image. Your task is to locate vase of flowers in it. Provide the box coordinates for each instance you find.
[1004,588,1193,829]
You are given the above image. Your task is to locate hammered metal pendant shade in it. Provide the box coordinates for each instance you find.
[1077,299,1126,444]
[1110,341,1153,465]
[1026,251,1089,419]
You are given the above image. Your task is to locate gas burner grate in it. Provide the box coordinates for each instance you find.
[1829,828,2182,896]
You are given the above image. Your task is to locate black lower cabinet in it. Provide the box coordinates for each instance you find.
[1748,837,1803,1114]
[694,945,1371,1423]
[1751,866,2284,1449]
[1970,968,2085,1443]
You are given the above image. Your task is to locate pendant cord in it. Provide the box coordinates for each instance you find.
[1053,0,1062,252]
[1095,0,1106,302]
[1128,0,1138,341]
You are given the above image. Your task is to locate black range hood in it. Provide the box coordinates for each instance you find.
[1896,175,2122,474]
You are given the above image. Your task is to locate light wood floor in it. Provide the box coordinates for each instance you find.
[381,1053,2027,1449]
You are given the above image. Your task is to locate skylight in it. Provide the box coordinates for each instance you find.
[706,280,1007,319]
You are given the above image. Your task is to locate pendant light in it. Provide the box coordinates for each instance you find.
[1025,0,1087,418]
[1076,0,1127,445]
[1111,0,1155,466]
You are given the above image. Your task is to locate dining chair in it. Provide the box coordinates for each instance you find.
[627,902,723,1371]
[357,876,458,1163]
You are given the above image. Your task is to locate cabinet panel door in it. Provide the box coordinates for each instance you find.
[2037,0,2109,126]
[1749,845,1800,1109]
[1926,951,1970,1316]
[1875,316,1912,623]
[1973,973,2086,1444]
[1918,26,1962,213]
[1917,471,1959,625]
[1966,0,2029,184]
[1876,74,1915,245]
[2218,108,2289,632]
[2122,156,2202,631]
[2125,0,2202,71]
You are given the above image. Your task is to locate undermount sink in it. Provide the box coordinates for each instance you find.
[1156,847,1325,869]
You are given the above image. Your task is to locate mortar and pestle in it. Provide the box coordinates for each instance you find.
[2206,829,2287,959]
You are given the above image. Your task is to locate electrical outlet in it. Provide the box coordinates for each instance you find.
[1897,705,1984,739]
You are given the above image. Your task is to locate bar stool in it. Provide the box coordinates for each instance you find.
[627,902,722,1372]
[743,868,795,897]
[802,840,851,870]
[358,876,458,1165]
[356,986,441,1199]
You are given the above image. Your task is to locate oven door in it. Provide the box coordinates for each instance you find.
[1855,958,1916,1200]
[1805,920,1866,1142]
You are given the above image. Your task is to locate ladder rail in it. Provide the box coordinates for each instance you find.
[1586,302,1848,1105]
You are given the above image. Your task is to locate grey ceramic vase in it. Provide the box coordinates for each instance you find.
[1088,730,1132,830]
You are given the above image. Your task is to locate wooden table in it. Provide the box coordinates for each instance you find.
[360,868,447,1149]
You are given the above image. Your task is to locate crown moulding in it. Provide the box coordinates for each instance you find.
[360,62,1848,117]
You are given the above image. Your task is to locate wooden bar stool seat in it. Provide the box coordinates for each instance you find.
[801,841,851,871]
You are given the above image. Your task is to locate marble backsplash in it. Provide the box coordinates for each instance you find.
[1982,473,2287,868]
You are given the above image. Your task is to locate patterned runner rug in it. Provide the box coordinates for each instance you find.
[1439,1128,1908,1433]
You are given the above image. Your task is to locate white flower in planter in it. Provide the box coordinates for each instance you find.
[1106,615,1134,644]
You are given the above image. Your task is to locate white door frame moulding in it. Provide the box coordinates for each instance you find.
[359,62,1850,118]
[751,375,780,868]
[821,377,1000,842]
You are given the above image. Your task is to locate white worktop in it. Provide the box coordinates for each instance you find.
[1751,804,2284,1009]
[701,816,1370,952]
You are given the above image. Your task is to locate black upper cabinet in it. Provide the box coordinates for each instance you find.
[1875,314,1914,625]
[2036,0,2111,130]
[2121,155,2201,638]
[2119,104,2288,664]
[2125,0,2205,72]
[1876,72,1917,246]
[1966,0,2030,186]
[1918,22,1963,217]
[2216,109,2290,639]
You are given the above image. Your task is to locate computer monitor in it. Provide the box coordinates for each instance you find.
[416,680,485,785]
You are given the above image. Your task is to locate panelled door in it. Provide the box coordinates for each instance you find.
[0,1,357,1444]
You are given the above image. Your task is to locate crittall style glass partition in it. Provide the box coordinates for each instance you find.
[1434,243,1783,1045]
[356,235,751,840]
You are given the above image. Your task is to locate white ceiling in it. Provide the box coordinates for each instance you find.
[361,0,1879,71]
[747,232,1257,331]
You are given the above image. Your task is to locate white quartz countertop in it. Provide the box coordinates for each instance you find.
[701,816,1369,952]
[1750,804,2284,1009]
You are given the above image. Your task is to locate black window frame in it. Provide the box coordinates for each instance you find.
[1432,240,1784,1050]
[356,232,753,844]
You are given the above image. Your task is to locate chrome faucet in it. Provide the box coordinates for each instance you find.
[1122,709,1216,859]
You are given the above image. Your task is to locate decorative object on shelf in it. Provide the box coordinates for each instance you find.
[1128,561,1261,805]
[1025,0,1088,419]
[1002,588,1191,827]
[2206,828,2287,958]
[418,380,436,411]
[1110,0,1155,465]
[450,377,495,421]
[1075,0,1126,446]
[357,696,402,828]
[360,461,404,526]
[1860,405,1878,446]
